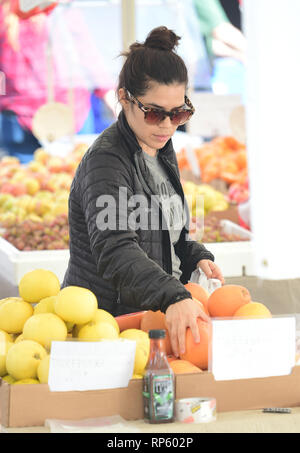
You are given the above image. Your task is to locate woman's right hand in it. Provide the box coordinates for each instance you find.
[165,298,210,358]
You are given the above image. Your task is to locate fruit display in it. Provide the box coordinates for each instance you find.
[1,213,69,251]
[0,137,250,251]
[0,269,275,385]
[228,180,250,204]
[116,282,274,372]
[177,136,248,185]
[0,143,88,234]
[181,181,229,216]
[0,147,79,249]
[189,215,251,243]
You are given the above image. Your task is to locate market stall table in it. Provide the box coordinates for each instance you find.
[2,407,300,433]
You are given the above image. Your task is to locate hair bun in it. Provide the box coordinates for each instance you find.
[144,26,180,51]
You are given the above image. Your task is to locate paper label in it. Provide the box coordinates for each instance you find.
[48,339,136,392]
[211,316,296,381]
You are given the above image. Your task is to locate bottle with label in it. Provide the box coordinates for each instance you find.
[143,329,175,424]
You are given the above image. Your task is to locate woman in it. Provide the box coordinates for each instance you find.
[63,26,224,357]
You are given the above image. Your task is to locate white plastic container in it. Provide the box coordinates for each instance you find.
[204,220,254,278]
[0,236,69,285]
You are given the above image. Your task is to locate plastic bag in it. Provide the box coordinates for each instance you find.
[45,415,141,434]
[190,268,221,295]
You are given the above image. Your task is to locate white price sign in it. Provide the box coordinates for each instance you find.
[48,339,136,392]
[211,316,296,381]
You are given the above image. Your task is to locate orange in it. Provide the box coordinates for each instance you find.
[234,150,248,170]
[208,284,251,318]
[169,359,202,375]
[220,160,239,175]
[115,311,147,332]
[233,301,272,319]
[184,282,209,314]
[180,319,211,370]
[140,310,172,355]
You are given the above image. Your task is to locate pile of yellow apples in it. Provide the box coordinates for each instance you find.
[181,181,229,218]
[0,269,149,385]
[0,144,88,227]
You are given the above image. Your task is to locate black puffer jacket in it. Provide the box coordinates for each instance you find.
[62,111,214,316]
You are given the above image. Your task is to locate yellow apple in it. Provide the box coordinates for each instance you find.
[14,333,24,343]
[49,201,68,217]
[0,296,23,307]
[27,161,46,173]
[133,344,149,375]
[2,374,16,384]
[119,329,150,375]
[0,299,33,334]
[54,286,97,324]
[0,193,14,207]
[6,340,47,380]
[33,148,49,164]
[33,296,58,315]
[37,354,50,384]
[23,313,68,350]
[13,378,40,384]
[78,321,119,341]
[74,308,120,337]
[0,330,13,377]
[19,269,61,304]
[0,212,17,227]
[11,170,27,183]
[24,177,40,196]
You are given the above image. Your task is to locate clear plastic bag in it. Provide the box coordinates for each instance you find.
[190,268,221,295]
[45,415,141,433]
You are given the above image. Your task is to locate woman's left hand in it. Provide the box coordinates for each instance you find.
[197,259,225,285]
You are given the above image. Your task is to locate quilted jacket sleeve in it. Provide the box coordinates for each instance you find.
[180,234,215,283]
[79,149,192,313]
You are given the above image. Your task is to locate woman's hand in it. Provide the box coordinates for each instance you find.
[197,259,225,285]
[165,298,210,358]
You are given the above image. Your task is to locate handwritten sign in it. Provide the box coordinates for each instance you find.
[210,316,296,381]
[48,339,136,392]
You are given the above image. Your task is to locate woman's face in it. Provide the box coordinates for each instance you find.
[120,82,186,156]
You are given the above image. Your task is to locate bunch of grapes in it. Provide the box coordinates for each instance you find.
[1,214,69,251]
[190,215,250,243]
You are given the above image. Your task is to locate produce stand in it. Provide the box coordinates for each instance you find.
[0,233,254,289]
[1,0,300,437]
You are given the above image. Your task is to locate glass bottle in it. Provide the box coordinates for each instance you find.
[143,329,175,424]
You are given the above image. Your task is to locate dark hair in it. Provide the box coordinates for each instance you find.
[118,26,188,97]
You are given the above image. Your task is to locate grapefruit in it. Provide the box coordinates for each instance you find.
[208,284,251,317]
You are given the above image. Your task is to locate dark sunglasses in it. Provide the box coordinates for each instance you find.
[125,89,195,126]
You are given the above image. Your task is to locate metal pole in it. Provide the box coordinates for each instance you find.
[122,0,136,53]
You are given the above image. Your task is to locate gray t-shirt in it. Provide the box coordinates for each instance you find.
[143,152,185,280]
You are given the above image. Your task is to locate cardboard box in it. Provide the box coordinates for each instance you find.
[1,367,300,428]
